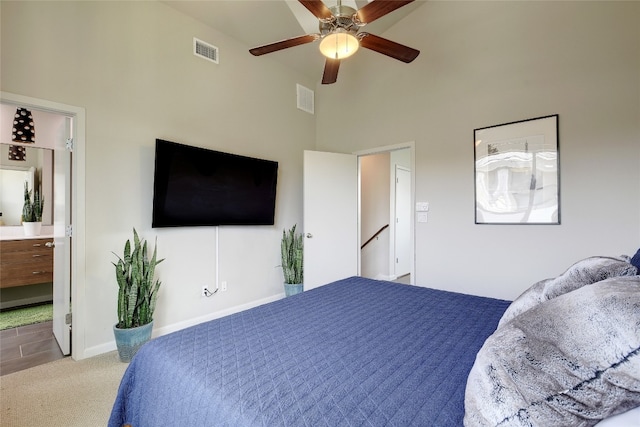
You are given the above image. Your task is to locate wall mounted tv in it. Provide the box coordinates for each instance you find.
[152,139,278,227]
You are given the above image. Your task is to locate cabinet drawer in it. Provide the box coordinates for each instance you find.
[1,250,52,263]
[1,239,53,253]
[1,264,53,288]
[0,239,54,288]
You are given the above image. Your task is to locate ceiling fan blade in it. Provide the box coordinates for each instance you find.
[355,0,414,24]
[359,33,419,63]
[249,34,318,56]
[299,0,334,20]
[322,58,340,84]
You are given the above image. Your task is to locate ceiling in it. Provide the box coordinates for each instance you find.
[163,0,426,83]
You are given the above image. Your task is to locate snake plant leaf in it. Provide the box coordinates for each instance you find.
[21,182,44,222]
[123,239,131,265]
[281,224,304,284]
[126,278,138,328]
[148,280,161,321]
[113,228,164,329]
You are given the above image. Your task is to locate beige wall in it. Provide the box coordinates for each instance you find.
[316,1,640,299]
[1,1,316,357]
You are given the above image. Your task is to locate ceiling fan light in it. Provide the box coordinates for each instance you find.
[319,31,359,60]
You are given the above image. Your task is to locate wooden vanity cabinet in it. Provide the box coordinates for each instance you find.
[0,239,54,288]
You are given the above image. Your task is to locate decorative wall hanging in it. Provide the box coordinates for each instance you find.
[8,145,26,161]
[12,107,36,143]
[474,114,559,225]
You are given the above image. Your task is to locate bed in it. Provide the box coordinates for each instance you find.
[109,255,640,427]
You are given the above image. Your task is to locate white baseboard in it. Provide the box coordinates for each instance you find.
[82,293,285,360]
[83,341,117,359]
[153,293,284,336]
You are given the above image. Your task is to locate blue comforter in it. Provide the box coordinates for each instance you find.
[109,277,509,426]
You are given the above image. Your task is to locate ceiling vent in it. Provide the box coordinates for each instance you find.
[296,84,314,114]
[193,37,219,64]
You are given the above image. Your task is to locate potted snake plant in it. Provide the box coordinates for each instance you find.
[22,181,44,236]
[281,224,303,296]
[112,228,164,362]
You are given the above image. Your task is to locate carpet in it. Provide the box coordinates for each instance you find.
[0,303,53,330]
[0,351,127,427]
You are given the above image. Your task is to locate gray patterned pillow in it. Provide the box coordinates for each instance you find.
[465,276,640,427]
[498,256,637,327]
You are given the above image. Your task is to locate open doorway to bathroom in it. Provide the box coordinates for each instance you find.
[0,100,74,375]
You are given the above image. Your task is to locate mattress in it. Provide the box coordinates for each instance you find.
[109,276,510,426]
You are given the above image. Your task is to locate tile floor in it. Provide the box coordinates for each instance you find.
[0,321,65,376]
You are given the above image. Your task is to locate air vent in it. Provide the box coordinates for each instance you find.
[296,84,314,114]
[193,37,219,64]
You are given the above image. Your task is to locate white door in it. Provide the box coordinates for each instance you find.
[303,151,358,290]
[52,118,71,355]
[394,166,411,277]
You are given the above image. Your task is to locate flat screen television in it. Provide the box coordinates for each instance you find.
[152,139,278,227]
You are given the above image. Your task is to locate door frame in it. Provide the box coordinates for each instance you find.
[354,141,415,285]
[393,165,411,278]
[1,91,86,360]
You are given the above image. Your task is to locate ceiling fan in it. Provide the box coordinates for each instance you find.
[249,0,420,84]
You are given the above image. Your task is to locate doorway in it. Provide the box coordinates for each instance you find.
[0,91,85,362]
[302,143,415,289]
[359,146,413,283]
[0,104,71,374]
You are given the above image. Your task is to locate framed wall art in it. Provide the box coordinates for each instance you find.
[474,114,559,225]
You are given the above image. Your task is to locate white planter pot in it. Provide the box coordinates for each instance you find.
[23,221,42,236]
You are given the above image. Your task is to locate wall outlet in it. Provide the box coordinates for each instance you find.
[221,281,227,292]
[202,286,211,297]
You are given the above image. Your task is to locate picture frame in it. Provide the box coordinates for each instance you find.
[474,114,559,224]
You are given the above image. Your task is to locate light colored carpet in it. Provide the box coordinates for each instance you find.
[0,351,127,427]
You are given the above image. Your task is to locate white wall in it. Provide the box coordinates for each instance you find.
[316,1,640,299]
[1,1,316,357]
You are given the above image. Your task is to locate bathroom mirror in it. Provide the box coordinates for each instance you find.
[0,144,53,226]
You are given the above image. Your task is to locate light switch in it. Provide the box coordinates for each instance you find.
[417,212,428,223]
[416,202,429,212]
